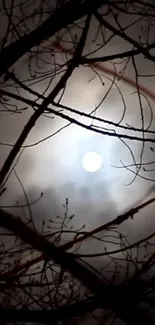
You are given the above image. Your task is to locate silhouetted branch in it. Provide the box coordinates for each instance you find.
[0,208,114,298]
[94,11,155,63]
[0,297,106,323]
[81,42,155,64]
[0,0,104,77]
[0,13,91,186]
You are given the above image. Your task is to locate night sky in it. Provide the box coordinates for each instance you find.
[0,0,155,323]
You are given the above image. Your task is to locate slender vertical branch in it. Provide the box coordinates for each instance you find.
[0,14,91,186]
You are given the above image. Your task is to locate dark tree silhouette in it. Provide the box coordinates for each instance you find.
[1,1,155,324]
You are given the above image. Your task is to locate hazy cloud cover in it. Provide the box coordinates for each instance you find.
[1,0,155,284]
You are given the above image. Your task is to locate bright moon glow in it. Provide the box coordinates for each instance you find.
[82,152,102,172]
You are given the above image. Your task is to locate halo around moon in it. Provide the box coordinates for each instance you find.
[82,152,102,172]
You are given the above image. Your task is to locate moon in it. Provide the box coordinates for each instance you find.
[82,152,102,173]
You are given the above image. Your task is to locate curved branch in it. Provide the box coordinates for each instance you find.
[94,11,155,64]
[0,208,114,297]
[0,0,104,77]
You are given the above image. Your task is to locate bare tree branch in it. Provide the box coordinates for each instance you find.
[94,10,155,63]
[0,208,114,298]
[0,0,104,78]
[0,13,91,186]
